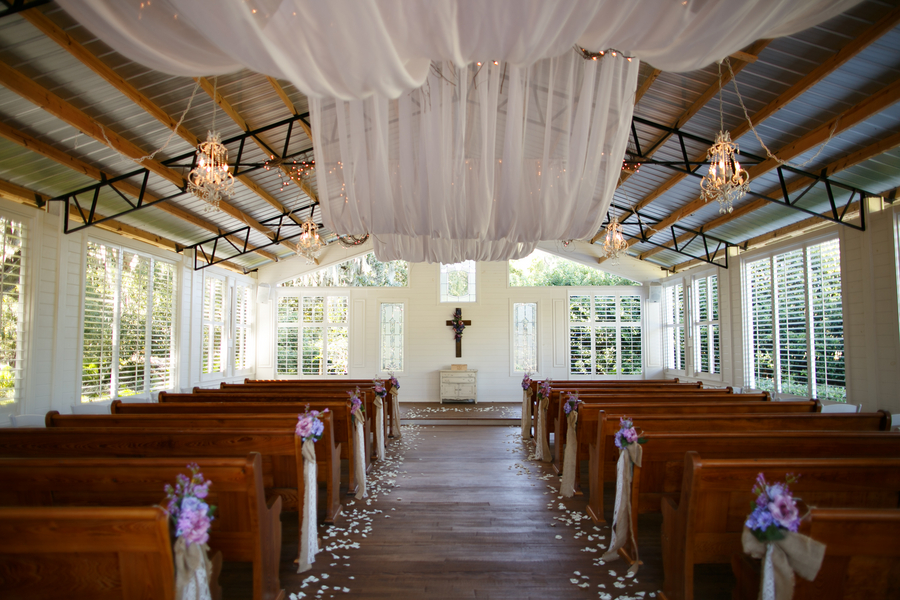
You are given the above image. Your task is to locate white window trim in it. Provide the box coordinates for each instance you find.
[200,272,227,380]
[232,280,255,377]
[509,298,540,377]
[0,204,33,416]
[378,299,407,375]
[567,288,645,380]
[740,232,844,399]
[662,278,688,377]
[439,261,479,304]
[199,272,256,382]
[275,289,351,378]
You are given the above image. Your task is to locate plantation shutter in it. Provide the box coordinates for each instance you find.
[0,217,24,406]
[619,295,642,375]
[747,258,774,392]
[234,283,252,372]
[276,296,299,375]
[664,284,685,371]
[774,249,807,396]
[569,295,591,375]
[202,276,226,374]
[149,261,175,392]
[808,240,844,400]
[83,242,119,399]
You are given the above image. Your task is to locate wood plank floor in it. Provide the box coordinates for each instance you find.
[222,420,732,599]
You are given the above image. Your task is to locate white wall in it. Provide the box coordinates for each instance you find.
[256,243,662,403]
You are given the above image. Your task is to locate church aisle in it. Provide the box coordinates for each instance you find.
[273,424,667,600]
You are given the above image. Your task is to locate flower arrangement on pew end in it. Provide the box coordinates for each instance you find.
[614,417,647,449]
[745,473,802,541]
[388,373,400,391]
[296,408,328,443]
[521,371,533,390]
[165,463,216,546]
[537,379,551,401]
[348,387,365,416]
[563,391,582,415]
[373,377,388,399]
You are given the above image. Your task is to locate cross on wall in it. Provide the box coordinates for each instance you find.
[446,307,472,358]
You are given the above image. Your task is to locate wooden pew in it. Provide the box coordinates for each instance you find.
[549,391,770,469]
[618,431,900,562]
[586,408,887,523]
[163,390,380,461]
[0,423,341,556]
[230,379,395,439]
[68,397,371,493]
[662,453,900,600]
[732,508,900,600]
[0,454,282,600]
[0,505,222,600]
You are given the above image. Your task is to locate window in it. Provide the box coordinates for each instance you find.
[663,283,685,372]
[82,241,175,400]
[744,238,845,401]
[509,249,640,286]
[512,302,538,373]
[0,217,25,408]
[280,252,408,287]
[440,261,476,302]
[569,293,642,377]
[380,302,404,372]
[202,275,226,375]
[233,283,252,372]
[693,274,720,376]
[277,294,349,376]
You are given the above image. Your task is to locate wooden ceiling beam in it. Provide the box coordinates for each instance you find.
[267,77,314,142]
[18,10,297,255]
[198,76,319,207]
[0,121,279,263]
[633,68,662,105]
[605,5,900,251]
[639,125,900,260]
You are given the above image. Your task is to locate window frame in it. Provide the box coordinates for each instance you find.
[378,299,406,374]
[510,299,540,376]
[275,289,351,378]
[567,289,644,379]
[691,271,722,381]
[439,261,478,303]
[79,238,177,402]
[200,272,227,378]
[0,208,30,415]
[741,234,845,400]
[199,272,255,382]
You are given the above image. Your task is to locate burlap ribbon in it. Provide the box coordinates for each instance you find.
[602,442,643,575]
[560,410,578,497]
[741,527,825,600]
[297,439,319,573]
[535,395,551,462]
[374,396,385,461]
[174,537,213,600]
[352,410,367,499]
[521,388,533,439]
[389,385,402,439]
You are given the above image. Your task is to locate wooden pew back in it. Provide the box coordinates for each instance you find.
[0,506,179,600]
[662,453,900,600]
[0,453,282,600]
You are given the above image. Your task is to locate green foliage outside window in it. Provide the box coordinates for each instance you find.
[510,250,639,287]
[280,252,408,287]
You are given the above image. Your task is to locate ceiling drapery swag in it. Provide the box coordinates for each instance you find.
[312,51,638,262]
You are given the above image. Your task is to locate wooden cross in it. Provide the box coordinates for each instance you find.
[446,307,472,358]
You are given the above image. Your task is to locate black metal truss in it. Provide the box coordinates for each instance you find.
[628,116,871,232]
[0,0,51,19]
[187,212,322,270]
[606,201,739,268]
[53,112,313,234]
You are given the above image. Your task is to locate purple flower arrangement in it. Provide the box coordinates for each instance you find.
[450,308,466,340]
[164,463,216,546]
[296,407,328,443]
[373,377,387,399]
[613,417,646,449]
[745,473,802,541]
[348,387,365,416]
[563,392,582,415]
[537,379,551,401]
[389,373,400,391]
[521,372,533,390]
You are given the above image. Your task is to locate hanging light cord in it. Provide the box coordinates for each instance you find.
[725,58,839,169]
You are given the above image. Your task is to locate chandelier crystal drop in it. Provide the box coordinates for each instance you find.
[602,214,628,265]
[188,131,234,211]
[297,216,324,263]
[700,130,750,214]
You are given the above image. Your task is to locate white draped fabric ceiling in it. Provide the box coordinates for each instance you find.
[59,0,862,263]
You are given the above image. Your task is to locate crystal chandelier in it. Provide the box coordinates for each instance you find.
[700,130,749,214]
[297,216,324,263]
[188,130,234,211]
[602,213,627,265]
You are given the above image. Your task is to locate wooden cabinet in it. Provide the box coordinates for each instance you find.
[440,370,477,403]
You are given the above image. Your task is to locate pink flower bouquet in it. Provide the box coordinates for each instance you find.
[164,463,216,546]
[745,473,802,541]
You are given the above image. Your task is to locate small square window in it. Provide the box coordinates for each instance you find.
[440,261,476,302]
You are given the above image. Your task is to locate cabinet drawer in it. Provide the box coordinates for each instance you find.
[442,373,475,383]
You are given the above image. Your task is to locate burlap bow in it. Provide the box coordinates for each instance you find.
[174,537,213,600]
[535,395,551,462]
[741,527,825,600]
[389,384,402,439]
[297,438,319,573]
[352,410,367,499]
[374,396,385,461]
[560,410,578,497]
[602,442,643,575]
[521,388,533,439]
